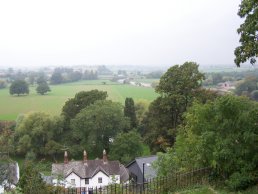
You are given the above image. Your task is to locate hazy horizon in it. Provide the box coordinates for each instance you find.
[0,0,246,68]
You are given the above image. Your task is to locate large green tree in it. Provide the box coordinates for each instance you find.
[143,97,175,152]
[0,128,15,156]
[134,100,149,124]
[109,130,144,164]
[124,98,137,129]
[70,100,130,157]
[50,71,63,84]
[156,95,258,190]
[15,112,63,158]
[36,82,51,95]
[62,90,108,123]
[18,162,48,194]
[156,62,205,128]
[9,80,29,96]
[143,62,205,151]
[234,0,258,66]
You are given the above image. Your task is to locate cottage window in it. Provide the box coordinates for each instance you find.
[71,179,75,185]
[98,177,102,183]
[85,178,89,184]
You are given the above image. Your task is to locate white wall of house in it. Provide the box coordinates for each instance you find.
[53,171,121,188]
[90,171,109,188]
[16,163,20,181]
[0,185,4,194]
[66,172,81,188]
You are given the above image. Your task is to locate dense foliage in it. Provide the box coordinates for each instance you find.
[234,0,258,66]
[155,95,258,190]
[50,67,98,84]
[36,82,51,95]
[71,100,130,156]
[124,98,137,129]
[18,162,49,194]
[9,80,29,96]
[1,90,140,160]
[15,112,63,159]
[109,130,144,164]
[50,71,63,84]
[143,62,205,151]
[62,90,108,123]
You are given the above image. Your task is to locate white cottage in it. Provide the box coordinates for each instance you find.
[52,150,129,188]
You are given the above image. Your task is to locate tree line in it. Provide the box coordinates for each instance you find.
[0,66,100,94]
[50,67,98,85]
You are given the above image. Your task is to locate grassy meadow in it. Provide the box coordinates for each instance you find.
[0,80,158,121]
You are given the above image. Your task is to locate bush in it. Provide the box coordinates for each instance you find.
[226,172,255,191]
[25,151,36,161]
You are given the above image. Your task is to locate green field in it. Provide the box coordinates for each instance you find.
[0,80,158,121]
[134,78,159,83]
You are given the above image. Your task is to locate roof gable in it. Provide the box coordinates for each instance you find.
[65,170,82,179]
[92,168,109,178]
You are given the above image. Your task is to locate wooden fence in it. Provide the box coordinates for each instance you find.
[54,167,212,194]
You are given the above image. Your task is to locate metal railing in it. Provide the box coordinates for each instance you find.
[54,167,212,194]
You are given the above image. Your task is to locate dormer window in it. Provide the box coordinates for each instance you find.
[85,178,89,184]
[98,177,102,183]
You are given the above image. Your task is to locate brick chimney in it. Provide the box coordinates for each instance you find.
[103,149,108,164]
[83,150,87,163]
[64,151,68,164]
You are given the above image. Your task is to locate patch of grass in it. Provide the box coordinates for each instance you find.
[170,185,258,194]
[174,186,216,194]
[0,80,158,121]
[142,144,151,156]
[134,78,159,83]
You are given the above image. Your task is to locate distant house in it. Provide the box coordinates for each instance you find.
[52,150,129,188]
[0,162,19,194]
[126,155,158,184]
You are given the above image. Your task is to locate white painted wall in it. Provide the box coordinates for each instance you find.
[90,171,109,188]
[65,172,81,188]
[53,171,121,188]
[16,163,20,181]
[0,185,4,194]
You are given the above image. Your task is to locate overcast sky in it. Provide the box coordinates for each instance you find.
[0,0,243,68]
